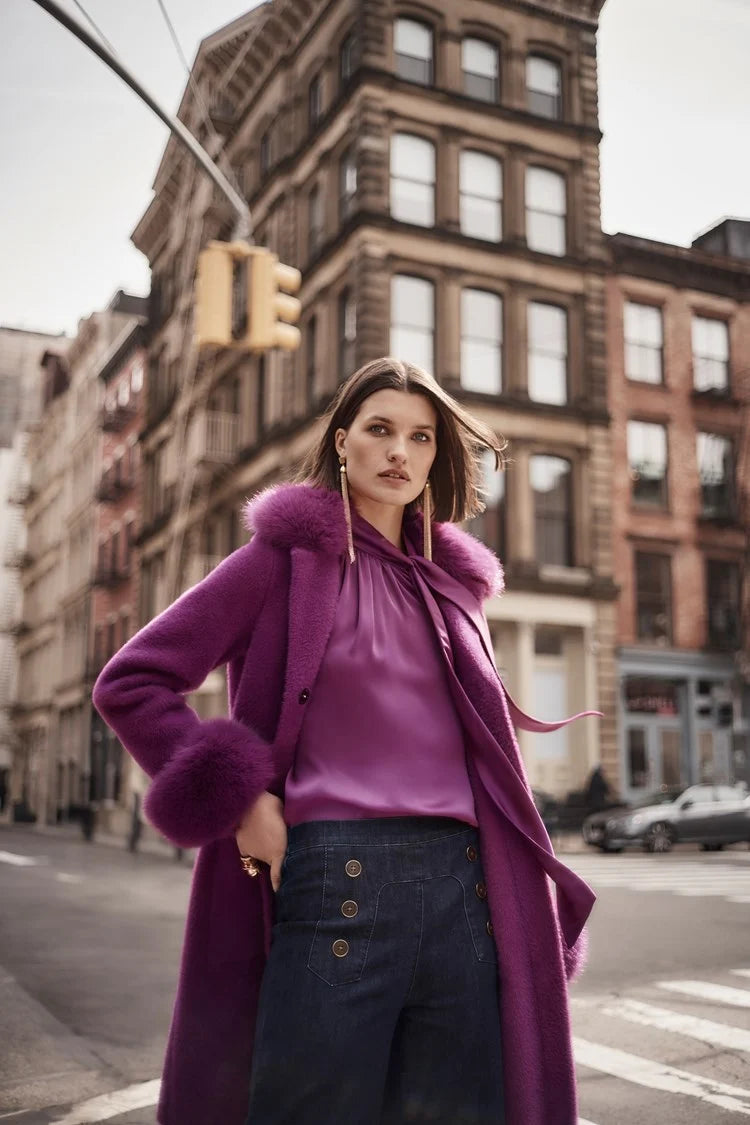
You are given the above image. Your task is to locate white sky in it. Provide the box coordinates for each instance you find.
[1,0,749,337]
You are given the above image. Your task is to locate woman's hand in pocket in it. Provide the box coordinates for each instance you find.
[235,791,288,891]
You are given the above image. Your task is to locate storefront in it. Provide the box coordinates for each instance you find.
[619,647,748,804]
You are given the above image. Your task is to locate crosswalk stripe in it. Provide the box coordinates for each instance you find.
[573,1037,750,1114]
[0,850,43,867]
[658,980,750,1007]
[598,997,750,1052]
[732,969,750,979]
[52,1078,161,1125]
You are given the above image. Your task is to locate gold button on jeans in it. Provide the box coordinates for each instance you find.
[475,882,487,900]
[332,939,350,958]
[486,920,494,936]
[466,845,478,862]
[341,899,359,918]
[345,859,362,877]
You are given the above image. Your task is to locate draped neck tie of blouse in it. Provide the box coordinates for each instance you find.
[350,507,597,948]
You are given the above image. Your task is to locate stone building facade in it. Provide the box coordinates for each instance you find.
[89,318,147,836]
[12,293,146,825]
[607,219,750,800]
[132,0,615,799]
[0,326,66,818]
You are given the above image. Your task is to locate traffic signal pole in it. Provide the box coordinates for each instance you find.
[29,0,252,242]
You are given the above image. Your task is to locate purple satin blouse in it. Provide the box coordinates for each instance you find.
[283,507,477,827]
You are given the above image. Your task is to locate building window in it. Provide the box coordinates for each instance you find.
[627,420,668,507]
[697,432,734,518]
[390,275,434,373]
[308,183,324,257]
[459,151,502,242]
[531,455,572,566]
[470,447,505,557]
[635,551,672,644]
[394,18,433,85]
[306,315,317,405]
[526,55,562,119]
[461,289,503,394]
[260,130,271,176]
[706,560,741,650]
[308,73,323,129]
[339,146,357,222]
[339,291,356,381]
[527,302,567,405]
[526,167,566,256]
[625,302,663,383]
[692,316,729,393]
[462,38,499,102]
[340,33,356,85]
[390,133,435,226]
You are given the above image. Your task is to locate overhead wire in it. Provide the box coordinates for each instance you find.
[150,0,245,199]
[65,0,245,200]
[69,0,117,55]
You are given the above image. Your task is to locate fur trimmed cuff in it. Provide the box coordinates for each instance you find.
[563,925,589,983]
[143,718,276,848]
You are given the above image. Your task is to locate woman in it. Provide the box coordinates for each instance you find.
[93,357,598,1125]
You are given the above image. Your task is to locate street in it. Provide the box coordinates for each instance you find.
[0,825,749,1124]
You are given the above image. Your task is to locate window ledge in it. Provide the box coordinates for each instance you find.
[538,565,590,585]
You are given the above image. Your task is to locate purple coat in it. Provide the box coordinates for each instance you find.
[93,483,596,1125]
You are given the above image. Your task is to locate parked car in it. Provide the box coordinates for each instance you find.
[582,784,750,853]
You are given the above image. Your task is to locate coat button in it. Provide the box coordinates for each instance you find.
[466,845,478,862]
[341,899,358,918]
[475,882,487,900]
[298,688,310,703]
[486,920,494,936]
[332,939,350,958]
[345,859,362,877]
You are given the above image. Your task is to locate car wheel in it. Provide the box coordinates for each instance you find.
[643,822,674,853]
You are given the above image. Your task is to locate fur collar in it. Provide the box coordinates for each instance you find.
[243,482,504,603]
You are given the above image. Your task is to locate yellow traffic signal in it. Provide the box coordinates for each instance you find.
[195,241,302,352]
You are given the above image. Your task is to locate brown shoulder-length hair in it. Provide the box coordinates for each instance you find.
[294,357,507,523]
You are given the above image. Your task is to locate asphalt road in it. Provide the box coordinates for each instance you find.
[1,825,749,1125]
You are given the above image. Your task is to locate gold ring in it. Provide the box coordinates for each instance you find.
[239,854,261,877]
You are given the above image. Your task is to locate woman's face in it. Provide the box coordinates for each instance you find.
[334,388,438,510]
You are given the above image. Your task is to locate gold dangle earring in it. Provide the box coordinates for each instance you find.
[338,453,356,564]
[422,479,433,562]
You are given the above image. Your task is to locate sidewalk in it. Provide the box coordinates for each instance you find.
[1,818,194,865]
[1,817,587,859]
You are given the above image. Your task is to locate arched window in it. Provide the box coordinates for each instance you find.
[527,302,567,404]
[390,275,434,373]
[530,455,572,566]
[340,33,356,85]
[459,151,502,241]
[526,167,566,256]
[462,38,499,102]
[526,55,562,119]
[461,289,503,394]
[339,291,357,380]
[339,146,357,222]
[470,447,505,556]
[390,133,435,226]
[394,18,433,85]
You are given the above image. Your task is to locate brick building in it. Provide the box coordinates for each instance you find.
[607,218,750,800]
[133,0,616,799]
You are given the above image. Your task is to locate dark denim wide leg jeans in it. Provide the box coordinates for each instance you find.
[245,817,505,1125]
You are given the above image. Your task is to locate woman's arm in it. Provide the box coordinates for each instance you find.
[92,535,279,849]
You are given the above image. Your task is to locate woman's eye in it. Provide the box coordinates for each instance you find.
[368,424,386,434]
[414,433,431,443]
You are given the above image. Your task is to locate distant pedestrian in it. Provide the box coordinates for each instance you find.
[93,359,598,1125]
[585,764,612,813]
